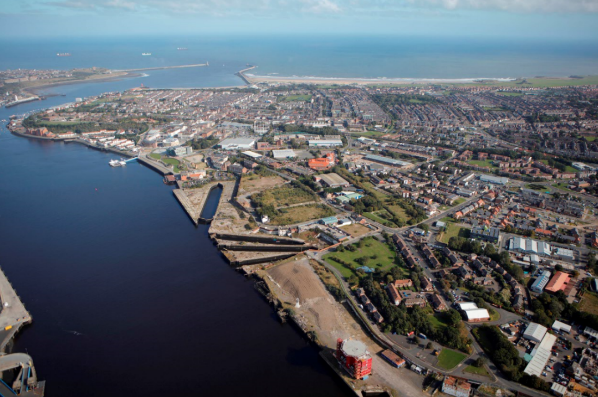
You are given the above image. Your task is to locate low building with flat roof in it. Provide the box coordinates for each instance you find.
[523,322,547,343]
[218,137,256,150]
[315,173,350,188]
[272,149,297,159]
[480,174,509,185]
[470,226,500,243]
[531,270,551,293]
[308,139,343,147]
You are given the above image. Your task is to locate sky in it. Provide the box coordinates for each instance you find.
[1,0,598,39]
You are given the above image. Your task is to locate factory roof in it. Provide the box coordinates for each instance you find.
[524,333,557,377]
[552,320,572,334]
[464,308,490,320]
[272,149,297,159]
[242,150,262,159]
[364,154,411,167]
[479,174,509,185]
[457,302,479,311]
[523,322,547,342]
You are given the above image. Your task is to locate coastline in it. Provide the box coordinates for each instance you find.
[24,71,142,96]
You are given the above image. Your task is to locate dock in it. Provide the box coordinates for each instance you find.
[0,267,31,336]
[173,182,221,226]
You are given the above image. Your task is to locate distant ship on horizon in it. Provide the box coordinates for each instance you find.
[142,53,151,56]
[56,53,71,57]
[177,47,188,51]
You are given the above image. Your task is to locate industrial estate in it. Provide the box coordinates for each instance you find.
[4,69,598,397]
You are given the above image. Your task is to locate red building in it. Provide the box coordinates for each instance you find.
[335,339,372,379]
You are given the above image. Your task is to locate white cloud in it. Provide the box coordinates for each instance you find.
[301,0,342,13]
[406,0,598,13]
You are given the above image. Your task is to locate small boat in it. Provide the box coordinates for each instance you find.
[109,159,127,167]
[142,53,151,56]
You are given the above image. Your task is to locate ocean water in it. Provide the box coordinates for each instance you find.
[2,35,598,82]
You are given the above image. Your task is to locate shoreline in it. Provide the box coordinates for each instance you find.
[25,71,142,96]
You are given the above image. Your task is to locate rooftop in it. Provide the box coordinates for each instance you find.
[341,339,370,359]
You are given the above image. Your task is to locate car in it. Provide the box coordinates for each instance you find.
[542,372,547,377]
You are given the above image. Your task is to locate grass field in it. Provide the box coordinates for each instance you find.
[150,153,161,160]
[252,185,315,207]
[580,292,598,316]
[278,94,312,102]
[483,106,509,112]
[387,204,409,222]
[428,313,450,330]
[454,198,466,206]
[464,365,490,377]
[552,183,574,192]
[467,159,497,168]
[496,92,523,97]
[439,223,470,244]
[324,236,400,278]
[363,210,399,227]
[270,204,335,226]
[437,349,467,370]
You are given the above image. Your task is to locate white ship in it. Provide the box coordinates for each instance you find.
[142,53,151,56]
[109,159,127,167]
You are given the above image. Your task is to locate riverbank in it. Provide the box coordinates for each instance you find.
[24,71,142,96]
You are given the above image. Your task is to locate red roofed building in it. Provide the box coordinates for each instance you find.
[387,284,402,305]
[443,376,472,397]
[394,279,413,289]
[545,271,571,293]
[335,339,373,379]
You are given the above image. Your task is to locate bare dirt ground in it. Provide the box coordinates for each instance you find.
[238,175,286,195]
[340,223,372,238]
[264,257,426,397]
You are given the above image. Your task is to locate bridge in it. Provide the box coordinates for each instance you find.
[0,352,43,396]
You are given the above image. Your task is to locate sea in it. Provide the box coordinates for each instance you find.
[0,34,597,396]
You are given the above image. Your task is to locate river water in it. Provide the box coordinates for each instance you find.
[0,78,350,395]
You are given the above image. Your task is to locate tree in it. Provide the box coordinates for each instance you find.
[426,342,433,349]
[474,357,487,367]
[413,336,420,345]
[420,223,430,233]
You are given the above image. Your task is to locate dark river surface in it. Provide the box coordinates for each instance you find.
[0,78,351,396]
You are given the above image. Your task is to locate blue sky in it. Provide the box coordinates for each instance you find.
[2,0,598,39]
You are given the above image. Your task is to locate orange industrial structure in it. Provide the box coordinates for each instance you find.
[545,271,571,293]
[335,339,372,379]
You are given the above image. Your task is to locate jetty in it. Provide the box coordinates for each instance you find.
[173,182,222,226]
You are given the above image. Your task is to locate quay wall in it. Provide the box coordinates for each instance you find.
[213,233,305,245]
[228,253,297,267]
[218,244,316,252]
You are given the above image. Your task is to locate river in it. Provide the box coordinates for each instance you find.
[0,77,351,396]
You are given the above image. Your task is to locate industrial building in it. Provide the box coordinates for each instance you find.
[545,271,571,293]
[479,174,509,185]
[380,350,405,368]
[335,339,373,380]
[552,320,572,334]
[457,302,489,322]
[272,149,297,159]
[364,154,411,168]
[554,247,575,261]
[523,333,557,377]
[314,173,350,188]
[308,139,343,147]
[470,226,501,243]
[508,237,552,256]
[531,270,552,293]
[218,137,256,150]
[442,376,472,397]
[523,322,547,343]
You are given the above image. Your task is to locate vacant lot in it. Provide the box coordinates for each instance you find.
[239,174,286,194]
[438,223,470,244]
[580,292,598,316]
[436,349,467,370]
[324,236,401,278]
[339,223,371,238]
[270,204,335,226]
[252,184,316,208]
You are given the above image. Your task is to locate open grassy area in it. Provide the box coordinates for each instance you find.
[464,365,490,377]
[437,349,467,370]
[363,210,399,227]
[428,313,450,330]
[438,223,470,244]
[580,291,598,316]
[483,106,509,112]
[387,204,410,222]
[150,153,161,160]
[278,94,312,102]
[496,92,523,97]
[252,184,315,207]
[552,183,574,192]
[454,198,466,206]
[324,236,402,279]
[467,159,497,168]
[270,204,335,226]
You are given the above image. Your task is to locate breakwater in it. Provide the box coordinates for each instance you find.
[218,244,316,252]
[213,233,305,245]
